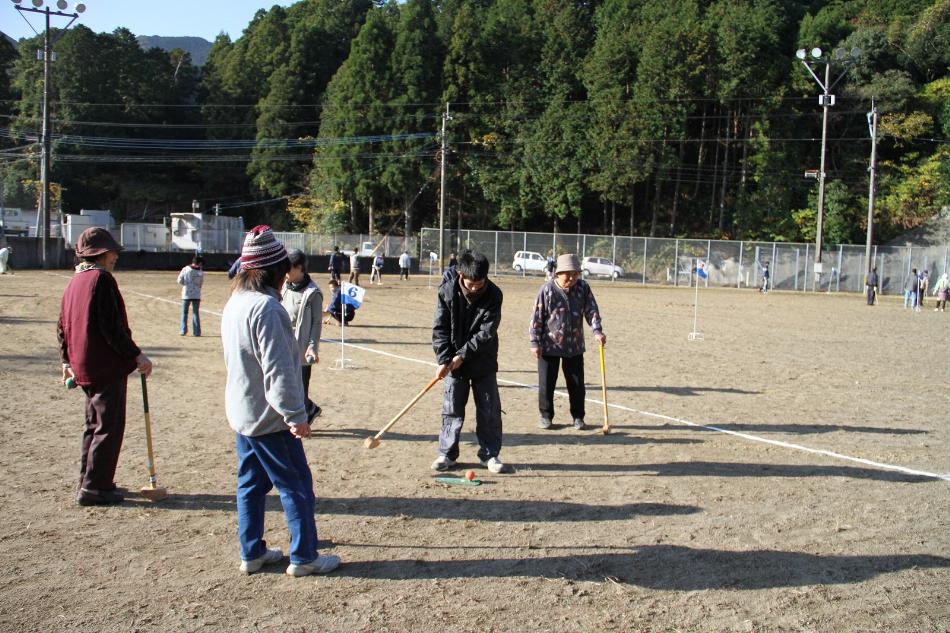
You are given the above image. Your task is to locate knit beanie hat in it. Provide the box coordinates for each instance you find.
[239,225,288,271]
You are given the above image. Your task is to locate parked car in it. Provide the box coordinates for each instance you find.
[582,256,623,279]
[512,250,547,273]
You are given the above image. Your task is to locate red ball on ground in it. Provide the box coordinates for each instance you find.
[465,470,476,481]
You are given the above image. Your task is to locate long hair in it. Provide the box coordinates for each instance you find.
[231,258,290,294]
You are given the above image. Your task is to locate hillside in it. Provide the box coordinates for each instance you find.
[136,35,212,66]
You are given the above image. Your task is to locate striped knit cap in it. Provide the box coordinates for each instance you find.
[239,225,288,271]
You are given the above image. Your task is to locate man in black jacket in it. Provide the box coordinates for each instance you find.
[431,251,512,474]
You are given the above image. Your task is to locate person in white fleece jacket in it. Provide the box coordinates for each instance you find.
[177,255,204,336]
[221,225,340,578]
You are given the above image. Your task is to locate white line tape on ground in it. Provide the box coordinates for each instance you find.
[330,338,950,482]
[57,278,946,482]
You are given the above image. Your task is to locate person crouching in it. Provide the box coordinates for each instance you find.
[222,225,340,577]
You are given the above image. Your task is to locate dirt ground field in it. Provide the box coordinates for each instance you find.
[1,267,948,632]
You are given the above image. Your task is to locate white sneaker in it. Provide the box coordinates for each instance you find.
[286,554,341,577]
[240,547,283,574]
[480,457,514,474]
[431,455,456,471]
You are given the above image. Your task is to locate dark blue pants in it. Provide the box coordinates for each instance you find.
[235,431,318,565]
[438,373,503,462]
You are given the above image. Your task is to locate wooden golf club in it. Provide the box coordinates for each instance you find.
[599,342,609,435]
[139,374,169,501]
[364,376,441,449]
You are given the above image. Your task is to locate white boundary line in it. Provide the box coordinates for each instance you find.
[49,276,948,482]
[329,340,950,482]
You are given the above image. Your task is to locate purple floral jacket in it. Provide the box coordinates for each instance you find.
[529,279,603,357]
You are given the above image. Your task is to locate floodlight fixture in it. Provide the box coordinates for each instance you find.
[12,0,23,6]
[75,2,84,11]
[796,48,807,60]
[56,0,66,8]
[32,0,43,7]
[833,48,846,60]
[810,47,822,59]
[851,47,862,59]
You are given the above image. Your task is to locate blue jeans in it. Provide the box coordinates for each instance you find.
[181,299,201,335]
[438,373,503,462]
[904,290,917,309]
[235,431,318,565]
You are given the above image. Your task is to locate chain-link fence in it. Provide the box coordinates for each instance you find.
[420,228,950,295]
[271,233,417,258]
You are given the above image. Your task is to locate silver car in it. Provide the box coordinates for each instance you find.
[581,256,623,279]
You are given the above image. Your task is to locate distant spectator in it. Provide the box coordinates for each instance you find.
[544,253,556,281]
[933,272,949,312]
[760,261,770,293]
[904,268,919,310]
[865,267,878,306]
[371,253,384,285]
[448,252,458,270]
[328,246,343,283]
[918,270,929,308]
[177,255,204,336]
[399,251,411,281]
[0,245,12,275]
[348,250,361,286]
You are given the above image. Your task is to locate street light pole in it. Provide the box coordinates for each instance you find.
[796,46,861,287]
[438,102,451,272]
[11,0,85,268]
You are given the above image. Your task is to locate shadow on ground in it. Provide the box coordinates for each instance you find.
[331,545,950,589]
[119,494,700,522]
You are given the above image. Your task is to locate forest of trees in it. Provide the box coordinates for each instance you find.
[0,0,947,244]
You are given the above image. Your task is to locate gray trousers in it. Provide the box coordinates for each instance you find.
[438,373,503,462]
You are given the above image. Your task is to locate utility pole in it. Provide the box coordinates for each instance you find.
[12,0,85,268]
[438,103,451,271]
[865,100,878,274]
[796,46,861,288]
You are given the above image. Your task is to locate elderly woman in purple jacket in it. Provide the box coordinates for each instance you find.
[529,254,606,431]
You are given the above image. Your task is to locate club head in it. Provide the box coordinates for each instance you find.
[140,485,169,502]
[364,436,380,449]
[601,427,609,436]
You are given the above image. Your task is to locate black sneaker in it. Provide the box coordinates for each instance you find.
[306,402,322,425]
[76,488,124,506]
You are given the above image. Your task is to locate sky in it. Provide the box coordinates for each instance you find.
[3,0,297,42]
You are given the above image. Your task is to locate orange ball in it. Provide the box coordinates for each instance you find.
[465,470,476,481]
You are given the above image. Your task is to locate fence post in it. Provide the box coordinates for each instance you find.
[794,249,800,291]
[582,234,587,259]
[880,253,885,295]
[706,239,711,287]
[737,242,743,288]
[642,237,647,285]
[769,243,776,291]
[494,231,498,272]
[612,236,617,280]
[673,239,679,287]
[802,244,814,292]
[522,233,527,277]
[907,245,912,276]
[836,245,843,292]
